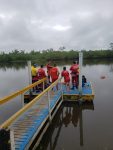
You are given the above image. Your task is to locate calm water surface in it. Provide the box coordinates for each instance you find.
[0,60,113,150]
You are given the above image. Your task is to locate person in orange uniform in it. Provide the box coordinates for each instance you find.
[70,61,79,89]
[46,61,53,83]
[50,64,60,90]
[61,67,70,91]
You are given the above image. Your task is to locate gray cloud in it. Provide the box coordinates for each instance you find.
[0,0,113,52]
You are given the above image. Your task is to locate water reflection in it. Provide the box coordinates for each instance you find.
[83,58,113,66]
[37,102,94,150]
[0,62,27,71]
[0,59,113,74]
[110,64,113,72]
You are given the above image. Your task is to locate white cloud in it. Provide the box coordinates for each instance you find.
[53,25,71,31]
[0,0,113,52]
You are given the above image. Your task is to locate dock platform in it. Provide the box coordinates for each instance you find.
[0,79,94,150]
[63,82,94,101]
[24,81,94,103]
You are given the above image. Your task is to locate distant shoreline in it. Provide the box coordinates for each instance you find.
[0,50,113,63]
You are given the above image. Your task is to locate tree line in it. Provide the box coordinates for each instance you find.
[0,49,113,62]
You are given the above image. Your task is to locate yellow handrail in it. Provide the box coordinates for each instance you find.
[0,78,61,129]
[0,78,47,105]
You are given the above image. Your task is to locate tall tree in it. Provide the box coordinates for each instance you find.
[110,43,113,50]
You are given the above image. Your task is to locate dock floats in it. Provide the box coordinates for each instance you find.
[0,78,94,150]
[24,81,94,103]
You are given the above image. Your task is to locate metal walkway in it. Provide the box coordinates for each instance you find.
[12,90,62,150]
[0,78,63,150]
[0,78,94,150]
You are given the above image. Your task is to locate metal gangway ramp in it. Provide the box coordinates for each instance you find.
[0,78,63,150]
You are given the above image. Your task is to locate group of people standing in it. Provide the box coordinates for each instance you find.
[31,60,86,92]
[31,62,60,91]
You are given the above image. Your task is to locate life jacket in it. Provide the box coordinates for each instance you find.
[38,68,46,79]
[70,64,79,74]
[50,67,59,79]
[62,70,69,79]
[46,64,53,75]
[61,70,70,81]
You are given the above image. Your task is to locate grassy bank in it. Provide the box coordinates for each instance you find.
[0,49,113,62]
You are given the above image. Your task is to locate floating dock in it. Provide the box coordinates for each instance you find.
[0,78,94,150]
[24,82,94,103]
[63,82,94,101]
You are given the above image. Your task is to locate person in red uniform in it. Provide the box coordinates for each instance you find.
[38,65,46,79]
[50,64,60,90]
[70,61,79,89]
[46,61,53,83]
[37,65,46,90]
[61,67,70,91]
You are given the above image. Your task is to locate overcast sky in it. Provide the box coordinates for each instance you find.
[0,0,113,52]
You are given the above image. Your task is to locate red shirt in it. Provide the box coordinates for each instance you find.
[50,67,59,81]
[61,70,70,82]
[38,68,46,79]
[46,64,53,75]
[70,64,79,76]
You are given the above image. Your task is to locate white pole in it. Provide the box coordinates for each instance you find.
[27,61,32,85]
[79,52,83,94]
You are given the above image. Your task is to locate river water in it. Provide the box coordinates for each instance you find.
[0,59,113,150]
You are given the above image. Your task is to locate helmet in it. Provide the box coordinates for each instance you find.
[33,64,38,67]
